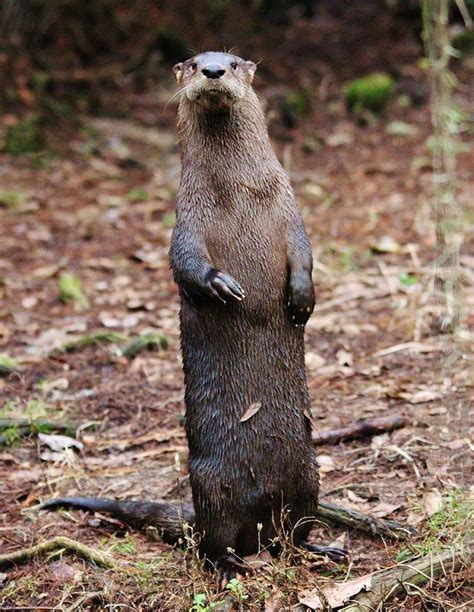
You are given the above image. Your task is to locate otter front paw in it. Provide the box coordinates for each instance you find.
[287,273,315,326]
[206,269,245,304]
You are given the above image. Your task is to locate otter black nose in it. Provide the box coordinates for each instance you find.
[202,65,226,79]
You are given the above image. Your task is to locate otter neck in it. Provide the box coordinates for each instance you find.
[177,91,275,169]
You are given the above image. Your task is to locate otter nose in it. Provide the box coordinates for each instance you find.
[202,65,226,79]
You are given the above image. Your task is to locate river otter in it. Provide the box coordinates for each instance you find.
[43,52,344,580]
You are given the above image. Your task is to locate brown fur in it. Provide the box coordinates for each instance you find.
[43,52,320,574]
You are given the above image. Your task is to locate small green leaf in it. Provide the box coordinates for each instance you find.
[345,73,395,113]
[385,121,419,136]
[127,188,149,202]
[399,272,418,287]
[60,331,125,352]
[122,333,169,359]
[58,272,90,309]
[0,191,29,208]
[0,355,19,375]
[161,211,176,228]
[396,548,414,563]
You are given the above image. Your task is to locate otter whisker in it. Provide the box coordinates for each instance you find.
[164,85,190,110]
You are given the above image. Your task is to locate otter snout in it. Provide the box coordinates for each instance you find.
[202,65,226,79]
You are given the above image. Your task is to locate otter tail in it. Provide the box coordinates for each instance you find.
[41,497,195,545]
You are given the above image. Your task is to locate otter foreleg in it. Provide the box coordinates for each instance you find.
[285,213,315,325]
[170,222,245,304]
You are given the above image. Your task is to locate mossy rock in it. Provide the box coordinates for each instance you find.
[345,73,395,113]
[2,115,45,155]
[452,30,474,57]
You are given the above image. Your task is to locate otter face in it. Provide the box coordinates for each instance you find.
[173,52,257,108]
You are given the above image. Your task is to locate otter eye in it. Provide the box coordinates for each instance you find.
[191,62,197,71]
[231,61,238,70]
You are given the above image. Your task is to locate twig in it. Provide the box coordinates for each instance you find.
[316,500,416,540]
[0,536,114,569]
[342,546,470,610]
[312,415,409,446]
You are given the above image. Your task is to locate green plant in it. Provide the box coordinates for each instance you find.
[345,72,395,113]
[226,577,249,601]
[58,272,90,309]
[190,593,217,611]
[2,115,45,155]
[1,425,21,446]
[0,355,19,375]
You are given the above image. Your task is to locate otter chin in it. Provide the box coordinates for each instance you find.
[174,51,256,107]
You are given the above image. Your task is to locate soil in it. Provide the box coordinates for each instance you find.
[0,3,472,610]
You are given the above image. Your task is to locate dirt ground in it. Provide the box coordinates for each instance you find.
[0,4,473,611]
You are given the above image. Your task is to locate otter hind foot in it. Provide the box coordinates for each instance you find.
[214,554,249,589]
[300,541,349,563]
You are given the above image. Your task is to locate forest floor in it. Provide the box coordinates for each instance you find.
[0,4,473,611]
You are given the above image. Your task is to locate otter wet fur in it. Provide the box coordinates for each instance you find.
[42,52,346,582]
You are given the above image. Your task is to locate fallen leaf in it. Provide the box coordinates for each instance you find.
[299,574,372,609]
[240,402,262,422]
[38,433,83,452]
[370,501,401,518]
[422,488,443,517]
[264,588,284,611]
[317,454,336,474]
[305,351,326,370]
[336,349,353,367]
[370,235,400,254]
[401,389,442,404]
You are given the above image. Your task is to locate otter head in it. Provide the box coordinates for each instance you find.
[173,52,257,109]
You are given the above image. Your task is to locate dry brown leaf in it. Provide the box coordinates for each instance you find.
[317,454,336,474]
[305,351,326,370]
[422,488,443,517]
[401,389,442,404]
[299,574,373,609]
[336,349,353,367]
[264,588,284,611]
[240,401,262,422]
[38,433,83,452]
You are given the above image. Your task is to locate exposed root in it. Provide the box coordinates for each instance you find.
[316,501,416,540]
[0,536,115,569]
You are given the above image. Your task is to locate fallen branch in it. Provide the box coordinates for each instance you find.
[316,500,416,540]
[0,536,114,569]
[312,415,409,446]
[342,546,469,610]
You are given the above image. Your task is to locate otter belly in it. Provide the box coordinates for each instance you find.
[180,299,319,556]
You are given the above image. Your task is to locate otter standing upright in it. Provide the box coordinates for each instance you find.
[170,52,319,573]
[41,51,346,580]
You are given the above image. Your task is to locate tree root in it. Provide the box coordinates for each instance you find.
[312,415,410,446]
[342,545,470,610]
[0,536,114,569]
[316,501,416,540]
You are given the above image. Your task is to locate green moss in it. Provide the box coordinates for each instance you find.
[122,332,169,359]
[0,354,19,375]
[2,115,45,155]
[345,72,395,113]
[58,272,90,309]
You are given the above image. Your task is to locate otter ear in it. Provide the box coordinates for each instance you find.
[173,62,183,83]
[245,61,257,82]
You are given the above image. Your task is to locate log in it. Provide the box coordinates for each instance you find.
[312,415,409,446]
[0,536,114,569]
[317,501,416,540]
[342,546,470,610]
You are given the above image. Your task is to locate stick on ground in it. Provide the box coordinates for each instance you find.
[312,415,410,446]
[316,500,416,540]
[0,536,114,569]
[342,545,470,610]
